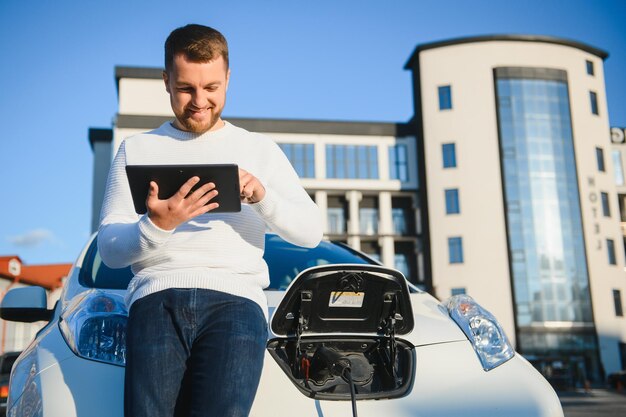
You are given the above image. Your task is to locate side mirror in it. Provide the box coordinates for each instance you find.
[0,286,53,323]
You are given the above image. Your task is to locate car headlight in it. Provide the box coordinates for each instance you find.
[444,294,515,371]
[7,346,42,417]
[59,290,127,367]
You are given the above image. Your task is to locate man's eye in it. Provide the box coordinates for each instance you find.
[178,87,193,93]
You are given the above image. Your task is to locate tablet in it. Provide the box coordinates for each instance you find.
[125,164,241,214]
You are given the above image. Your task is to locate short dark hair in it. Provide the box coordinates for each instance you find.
[164,24,229,72]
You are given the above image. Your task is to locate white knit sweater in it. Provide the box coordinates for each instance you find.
[97,121,323,316]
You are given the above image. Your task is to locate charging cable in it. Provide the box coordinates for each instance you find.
[315,347,358,417]
[342,367,358,417]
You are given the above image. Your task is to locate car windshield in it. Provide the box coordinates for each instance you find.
[80,235,377,291]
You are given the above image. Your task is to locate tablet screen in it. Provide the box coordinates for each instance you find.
[125,164,241,214]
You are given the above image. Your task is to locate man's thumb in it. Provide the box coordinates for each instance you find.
[147,181,159,201]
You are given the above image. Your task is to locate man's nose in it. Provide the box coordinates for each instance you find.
[191,89,208,108]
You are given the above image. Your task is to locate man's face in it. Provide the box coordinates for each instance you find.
[163,54,230,133]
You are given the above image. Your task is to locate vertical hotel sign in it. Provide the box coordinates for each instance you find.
[587,176,602,251]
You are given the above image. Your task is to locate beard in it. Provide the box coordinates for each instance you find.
[173,105,224,134]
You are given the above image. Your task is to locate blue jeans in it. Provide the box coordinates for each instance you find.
[124,288,268,417]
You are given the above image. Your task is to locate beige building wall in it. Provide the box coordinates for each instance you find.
[417,39,626,373]
[418,42,516,344]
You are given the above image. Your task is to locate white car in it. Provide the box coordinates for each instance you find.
[1,234,563,417]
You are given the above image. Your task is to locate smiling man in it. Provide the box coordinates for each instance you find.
[164,44,228,134]
[97,24,323,417]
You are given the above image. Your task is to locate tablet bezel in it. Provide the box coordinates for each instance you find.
[125,164,241,214]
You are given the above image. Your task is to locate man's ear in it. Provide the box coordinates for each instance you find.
[163,70,170,94]
[225,69,231,92]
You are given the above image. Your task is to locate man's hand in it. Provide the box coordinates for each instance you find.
[239,168,266,204]
[146,177,219,230]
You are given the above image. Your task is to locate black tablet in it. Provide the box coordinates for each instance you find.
[125,164,241,214]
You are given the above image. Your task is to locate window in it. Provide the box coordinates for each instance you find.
[392,196,415,235]
[614,289,624,317]
[613,150,624,186]
[586,60,594,76]
[361,241,381,263]
[327,207,346,234]
[278,143,315,178]
[394,253,409,279]
[438,85,452,110]
[359,208,379,235]
[395,241,417,283]
[389,144,409,181]
[326,145,378,179]
[445,189,460,214]
[497,72,594,326]
[608,239,617,265]
[596,147,605,172]
[391,208,407,235]
[619,195,626,222]
[601,192,611,217]
[442,143,457,168]
[451,288,466,296]
[448,237,464,264]
[590,91,599,115]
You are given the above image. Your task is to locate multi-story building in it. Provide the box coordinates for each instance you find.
[405,35,626,384]
[90,34,626,386]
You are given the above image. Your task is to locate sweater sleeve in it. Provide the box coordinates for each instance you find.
[97,141,174,269]
[250,139,323,248]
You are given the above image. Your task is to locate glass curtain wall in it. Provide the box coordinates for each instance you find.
[495,67,600,384]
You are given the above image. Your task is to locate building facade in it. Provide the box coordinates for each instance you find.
[90,35,626,386]
[405,35,626,383]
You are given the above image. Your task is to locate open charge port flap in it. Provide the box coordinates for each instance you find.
[266,337,415,401]
[271,265,414,338]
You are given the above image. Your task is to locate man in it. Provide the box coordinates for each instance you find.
[98,24,322,417]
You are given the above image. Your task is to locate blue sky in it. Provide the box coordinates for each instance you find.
[1,0,625,265]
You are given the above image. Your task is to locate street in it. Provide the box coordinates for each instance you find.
[559,389,626,416]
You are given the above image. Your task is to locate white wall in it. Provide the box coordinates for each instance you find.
[118,78,172,116]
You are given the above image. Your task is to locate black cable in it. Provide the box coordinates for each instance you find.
[343,368,358,417]
[314,347,359,417]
